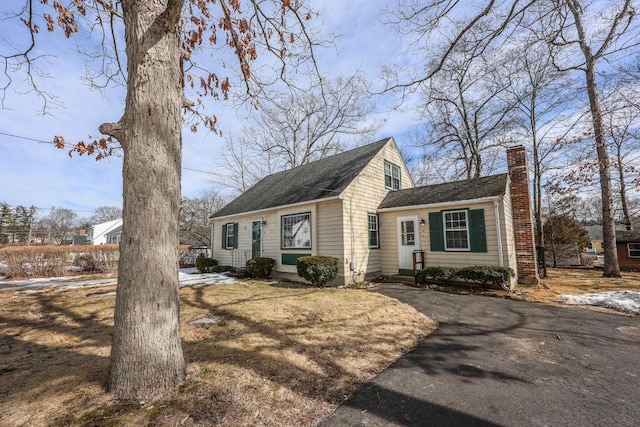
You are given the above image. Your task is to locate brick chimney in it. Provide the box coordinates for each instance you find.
[507,146,539,285]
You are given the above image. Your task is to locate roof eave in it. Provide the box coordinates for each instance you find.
[377,195,503,213]
[210,194,342,221]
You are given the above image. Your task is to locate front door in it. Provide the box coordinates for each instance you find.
[397,216,419,274]
[251,220,262,259]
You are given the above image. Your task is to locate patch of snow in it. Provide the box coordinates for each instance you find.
[560,291,640,315]
[13,289,49,296]
[179,267,199,274]
[190,316,219,324]
[87,291,117,298]
[0,271,237,293]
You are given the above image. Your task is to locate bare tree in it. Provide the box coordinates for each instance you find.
[383,0,640,277]
[89,206,122,224]
[604,96,640,230]
[179,190,226,246]
[2,0,324,400]
[505,34,582,270]
[411,34,517,180]
[213,73,380,194]
[255,74,379,168]
[41,207,77,245]
[214,131,281,194]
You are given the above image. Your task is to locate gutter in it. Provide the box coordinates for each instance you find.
[377,195,502,213]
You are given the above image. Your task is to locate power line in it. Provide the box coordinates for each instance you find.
[2,131,218,175]
[0,131,76,149]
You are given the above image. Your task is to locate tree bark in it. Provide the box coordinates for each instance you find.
[108,0,186,400]
[616,144,632,230]
[583,61,621,277]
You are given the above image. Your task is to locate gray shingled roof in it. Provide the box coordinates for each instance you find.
[616,229,640,242]
[379,174,508,209]
[212,138,392,218]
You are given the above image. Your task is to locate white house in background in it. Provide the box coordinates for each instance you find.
[105,223,123,244]
[88,218,123,245]
[209,138,539,287]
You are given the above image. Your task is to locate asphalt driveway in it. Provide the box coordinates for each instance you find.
[320,283,640,426]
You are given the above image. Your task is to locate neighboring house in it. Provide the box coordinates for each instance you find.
[210,138,538,286]
[88,218,123,245]
[615,230,640,270]
[105,224,123,245]
[584,225,604,254]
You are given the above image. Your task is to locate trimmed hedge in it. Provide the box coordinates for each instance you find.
[211,265,233,273]
[195,254,218,273]
[420,265,515,290]
[245,257,276,279]
[0,245,119,278]
[297,255,339,287]
[421,266,459,285]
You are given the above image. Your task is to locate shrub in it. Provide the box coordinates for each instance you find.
[458,265,515,290]
[211,265,233,273]
[245,257,276,279]
[297,255,339,287]
[195,254,218,273]
[580,253,596,267]
[421,266,459,285]
[0,245,119,278]
[73,253,108,273]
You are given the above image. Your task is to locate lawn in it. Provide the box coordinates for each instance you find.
[0,278,435,426]
[510,267,640,313]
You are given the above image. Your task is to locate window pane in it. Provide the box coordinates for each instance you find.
[401,220,415,245]
[226,223,234,249]
[368,214,379,247]
[629,243,640,258]
[444,211,469,250]
[282,213,311,248]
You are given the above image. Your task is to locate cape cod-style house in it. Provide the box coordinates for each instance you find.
[210,137,539,287]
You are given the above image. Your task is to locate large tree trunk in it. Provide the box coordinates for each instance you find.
[616,144,632,230]
[583,62,621,277]
[106,0,186,400]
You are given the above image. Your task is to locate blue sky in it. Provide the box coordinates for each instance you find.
[0,0,424,217]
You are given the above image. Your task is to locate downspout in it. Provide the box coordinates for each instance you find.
[210,221,214,258]
[494,200,504,267]
[350,196,355,268]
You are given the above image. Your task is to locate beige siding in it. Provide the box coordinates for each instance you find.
[212,199,349,283]
[380,200,518,275]
[342,138,414,283]
[211,211,278,267]
[501,180,518,277]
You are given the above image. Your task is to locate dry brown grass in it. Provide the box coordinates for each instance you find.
[0,279,435,426]
[509,267,640,310]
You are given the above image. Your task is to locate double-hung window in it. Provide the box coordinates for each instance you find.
[444,210,470,251]
[222,222,238,249]
[629,243,640,258]
[368,213,380,248]
[384,160,401,190]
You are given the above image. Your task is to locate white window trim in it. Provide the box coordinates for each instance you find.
[225,223,235,249]
[368,213,380,249]
[384,160,401,190]
[281,212,312,249]
[443,209,470,251]
[628,243,640,258]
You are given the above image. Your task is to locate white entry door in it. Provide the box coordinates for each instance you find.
[397,216,419,274]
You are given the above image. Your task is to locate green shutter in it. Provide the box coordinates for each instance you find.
[221,223,227,249]
[233,222,239,249]
[429,212,444,251]
[469,209,487,252]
